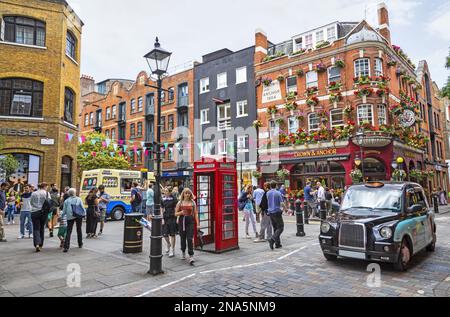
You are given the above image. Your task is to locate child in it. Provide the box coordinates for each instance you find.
[57,212,67,249]
[6,192,16,225]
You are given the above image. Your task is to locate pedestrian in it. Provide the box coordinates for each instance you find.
[254,182,273,243]
[0,182,8,242]
[325,187,333,216]
[267,181,285,250]
[57,210,67,249]
[30,182,50,252]
[61,188,85,252]
[6,190,16,225]
[439,187,447,206]
[85,187,99,239]
[172,186,179,200]
[18,185,33,239]
[253,185,265,223]
[175,188,199,265]
[161,187,178,258]
[146,183,155,221]
[239,184,258,239]
[48,185,60,238]
[61,186,70,204]
[130,182,143,213]
[303,181,315,219]
[97,185,110,236]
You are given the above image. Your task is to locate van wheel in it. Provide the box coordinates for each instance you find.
[394,238,411,272]
[111,207,124,221]
[426,230,436,252]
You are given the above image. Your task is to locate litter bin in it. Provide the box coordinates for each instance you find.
[123,213,144,254]
[295,199,306,237]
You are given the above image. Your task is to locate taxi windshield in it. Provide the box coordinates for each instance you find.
[341,187,402,212]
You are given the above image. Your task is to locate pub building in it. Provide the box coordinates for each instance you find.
[254,3,449,197]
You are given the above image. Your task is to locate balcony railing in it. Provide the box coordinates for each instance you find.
[146,105,155,116]
[267,40,293,57]
[218,119,232,131]
[178,95,189,108]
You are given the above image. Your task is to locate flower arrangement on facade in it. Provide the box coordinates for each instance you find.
[316,41,330,49]
[389,91,421,117]
[267,105,278,115]
[262,77,273,86]
[305,86,319,96]
[413,83,423,92]
[392,169,407,182]
[327,81,342,91]
[262,51,286,63]
[396,67,405,77]
[350,169,363,184]
[354,75,372,86]
[376,87,390,97]
[334,59,345,68]
[277,168,291,179]
[306,96,319,107]
[297,114,306,123]
[354,87,374,98]
[392,45,416,69]
[286,91,298,101]
[359,120,377,132]
[252,171,262,179]
[285,102,297,112]
[292,49,307,56]
[344,105,354,115]
[316,63,327,72]
[252,120,263,128]
[296,69,305,77]
[277,75,285,82]
[387,60,397,67]
[329,92,343,104]
[276,118,285,126]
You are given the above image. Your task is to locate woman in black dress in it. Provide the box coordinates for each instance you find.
[85,188,99,239]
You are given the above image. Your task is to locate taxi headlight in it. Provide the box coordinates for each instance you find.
[380,227,393,239]
[321,222,331,234]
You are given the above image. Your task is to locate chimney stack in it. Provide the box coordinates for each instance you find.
[254,29,268,64]
[378,2,391,43]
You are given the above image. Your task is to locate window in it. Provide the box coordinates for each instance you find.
[327,26,336,42]
[138,97,143,112]
[217,103,231,130]
[130,99,136,113]
[217,72,227,89]
[0,78,43,117]
[4,16,46,47]
[96,110,102,127]
[66,31,76,59]
[236,67,247,84]
[178,112,188,127]
[316,30,324,44]
[306,71,318,88]
[111,128,116,141]
[201,109,209,124]
[308,113,320,131]
[354,58,370,77]
[105,130,110,138]
[330,109,344,127]
[305,34,313,49]
[137,122,143,136]
[89,112,94,125]
[137,150,143,163]
[201,142,212,156]
[294,38,303,51]
[375,58,383,77]
[218,139,228,155]
[269,120,279,138]
[377,104,387,125]
[237,135,249,153]
[288,116,298,133]
[236,100,248,117]
[84,114,88,126]
[357,104,374,125]
[286,76,297,94]
[168,114,174,130]
[106,107,111,120]
[328,66,341,84]
[64,88,74,123]
[161,91,166,104]
[168,87,174,102]
[112,105,117,119]
[200,78,210,93]
[130,123,135,137]
[161,116,166,131]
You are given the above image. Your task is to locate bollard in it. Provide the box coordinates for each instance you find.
[304,201,310,225]
[295,200,306,237]
[433,196,440,214]
[319,200,327,220]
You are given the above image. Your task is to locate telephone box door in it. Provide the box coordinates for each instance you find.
[196,174,215,245]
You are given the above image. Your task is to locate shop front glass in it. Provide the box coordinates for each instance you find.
[291,161,346,190]
[363,158,386,182]
[0,153,40,187]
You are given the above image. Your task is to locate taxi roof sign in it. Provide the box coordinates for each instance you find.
[365,182,385,188]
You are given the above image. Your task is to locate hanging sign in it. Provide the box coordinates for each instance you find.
[399,110,416,128]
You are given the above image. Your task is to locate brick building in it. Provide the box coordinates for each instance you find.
[0,0,83,189]
[254,3,448,197]
[80,62,196,189]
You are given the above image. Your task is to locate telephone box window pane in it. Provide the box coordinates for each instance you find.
[224,190,233,198]
[224,214,234,222]
[223,205,234,213]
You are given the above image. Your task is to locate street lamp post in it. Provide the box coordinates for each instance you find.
[355,129,365,182]
[144,37,172,276]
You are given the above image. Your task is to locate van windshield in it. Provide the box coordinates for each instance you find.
[341,187,402,212]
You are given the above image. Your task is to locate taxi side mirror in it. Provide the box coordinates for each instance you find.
[407,204,423,214]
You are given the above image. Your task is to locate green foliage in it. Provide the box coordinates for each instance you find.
[77,132,130,173]
[441,77,450,98]
[0,155,20,179]
[446,55,450,69]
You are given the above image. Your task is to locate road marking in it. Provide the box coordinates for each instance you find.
[278,246,308,260]
[200,260,277,274]
[135,274,196,297]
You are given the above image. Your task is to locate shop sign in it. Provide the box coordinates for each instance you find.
[293,148,338,158]
[0,128,46,137]
[262,81,282,104]
[41,138,54,145]
[220,163,234,169]
[399,110,416,128]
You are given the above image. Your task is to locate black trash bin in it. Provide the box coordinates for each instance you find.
[123,213,144,254]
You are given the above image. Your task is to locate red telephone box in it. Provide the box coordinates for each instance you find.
[193,156,239,253]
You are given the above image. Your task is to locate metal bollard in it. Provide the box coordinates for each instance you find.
[433,196,440,214]
[295,200,306,237]
[319,201,327,220]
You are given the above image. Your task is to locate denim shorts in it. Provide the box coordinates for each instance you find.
[145,205,154,217]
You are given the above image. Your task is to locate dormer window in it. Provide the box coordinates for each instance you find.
[316,30,324,44]
[327,27,336,42]
[305,34,313,49]
[294,38,303,51]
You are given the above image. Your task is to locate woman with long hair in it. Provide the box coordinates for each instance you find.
[85,187,99,239]
[175,188,199,265]
[239,184,258,239]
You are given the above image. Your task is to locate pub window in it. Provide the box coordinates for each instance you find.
[111,128,116,141]
[306,71,318,88]
[357,104,374,125]
[354,58,370,77]
[286,76,298,94]
[84,114,88,127]
[130,123,135,137]
[0,78,43,117]
[328,66,341,84]
[64,88,74,123]
[168,114,174,130]
[288,116,298,133]
[308,113,320,132]
[377,104,387,125]
[3,16,46,47]
[330,109,344,127]
[137,122,143,136]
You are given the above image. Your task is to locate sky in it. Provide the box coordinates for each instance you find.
[67,0,450,87]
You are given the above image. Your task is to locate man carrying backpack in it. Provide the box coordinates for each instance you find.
[130,182,142,213]
[30,182,50,252]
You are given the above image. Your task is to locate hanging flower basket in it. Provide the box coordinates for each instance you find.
[354,87,374,98]
[252,120,263,128]
[392,169,407,182]
[296,69,305,77]
[350,169,363,184]
[286,91,298,101]
[329,92,342,104]
[305,86,319,96]
[252,171,262,179]
[277,75,285,82]
[335,59,345,68]
[387,60,397,67]
[262,77,273,86]
[267,105,278,116]
[306,96,319,107]
[285,102,297,112]
[277,168,291,179]
[316,63,327,73]
[328,81,342,91]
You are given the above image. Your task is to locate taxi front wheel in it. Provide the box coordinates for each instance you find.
[394,238,411,272]
[426,231,436,252]
[324,253,338,261]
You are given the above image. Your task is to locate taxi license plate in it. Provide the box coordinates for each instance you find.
[339,250,366,260]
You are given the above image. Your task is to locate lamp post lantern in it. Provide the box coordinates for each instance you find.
[144,37,172,276]
[355,129,365,182]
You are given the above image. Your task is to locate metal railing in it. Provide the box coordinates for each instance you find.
[178,95,189,108]
[218,119,232,131]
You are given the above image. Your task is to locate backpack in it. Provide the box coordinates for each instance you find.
[42,193,55,215]
[71,200,86,218]
[134,189,142,204]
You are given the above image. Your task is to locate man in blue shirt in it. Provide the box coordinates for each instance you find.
[304,181,315,219]
[253,185,265,223]
[267,181,284,250]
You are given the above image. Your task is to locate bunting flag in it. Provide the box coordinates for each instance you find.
[83,152,88,157]
[110,152,115,157]
[137,150,141,156]
[65,133,74,142]
[123,145,128,151]
[133,145,138,153]
[129,140,134,145]
[102,141,107,148]
[119,140,124,145]
[78,136,83,144]
[145,149,149,157]
[164,143,169,150]
[140,141,145,147]
[113,144,118,151]
[106,139,111,147]
[81,135,87,143]
[91,139,97,145]
[119,151,123,156]
[92,151,97,157]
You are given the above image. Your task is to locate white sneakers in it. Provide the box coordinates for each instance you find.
[169,248,175,258]
[181,252,186,260]
[17,235,24,239]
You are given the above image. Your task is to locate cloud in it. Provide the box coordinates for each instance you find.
[427,2,450,41]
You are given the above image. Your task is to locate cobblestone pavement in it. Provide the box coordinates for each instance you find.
[1,208,450,297]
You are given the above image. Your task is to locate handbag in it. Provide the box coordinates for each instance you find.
[94,206,101,219]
